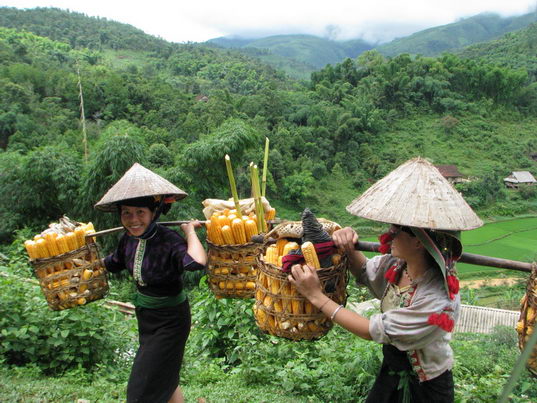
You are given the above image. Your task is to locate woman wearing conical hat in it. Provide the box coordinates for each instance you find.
[95,163,207,403]
[289,158,482,403]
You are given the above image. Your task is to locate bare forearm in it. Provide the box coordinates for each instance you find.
[184,232,207,265]
[310,294,371,340]
[347,250,367,279]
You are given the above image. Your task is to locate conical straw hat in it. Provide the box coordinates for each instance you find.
[94,163,187,212]
[346,157,483,230]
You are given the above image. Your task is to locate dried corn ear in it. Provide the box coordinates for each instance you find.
[301,241,320,269]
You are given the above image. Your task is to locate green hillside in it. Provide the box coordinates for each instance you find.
[0,6,171,52]
[0,7,536,249]
[209,34,373,79]
[457,22,537,79]
[375,11,537,57]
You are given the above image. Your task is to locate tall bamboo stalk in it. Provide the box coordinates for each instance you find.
[262,137,269,197]
[76,60,88,163]
[224,155,242,214]
[252,165,266,233]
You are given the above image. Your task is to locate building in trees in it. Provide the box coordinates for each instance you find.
[503,171,537,189]
[435,164,465,184]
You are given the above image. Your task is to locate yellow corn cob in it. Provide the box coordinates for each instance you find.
[227,214,237,223]
[265,244,278,265]
[55,234,70,254]
[244,219,258,241]
[218,214,231,228]
[305,302,314,314]
[221,225,235,245]
[231,218,247,244]
[65,232,78,251]
[24,240,38,259]
[256,289,264,301]
[289,286,302,314]
[263,295,273,309]
[245,281,255,289]
[516,321,524,333]
[35,238,50,259]
[74,226,86,248]
[270,277,280,294]
[43,232,61,256]
[273,299,283,313]
[265,208,276,221]
[276,238,288,256]
[528,307,535,322]
[205,221,213,242]
[301,241,320,269]
[210,221,225,245]
[85,222,95,232]
[278,256,283,267]
[282,242,299,256]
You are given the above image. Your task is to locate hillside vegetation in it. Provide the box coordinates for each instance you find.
[1,8,537,402]
[375,11,537,57]
[457,22,537,79]
[0,7,536,249]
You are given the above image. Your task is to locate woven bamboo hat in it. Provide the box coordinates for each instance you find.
[94,163,187,212]
[346,157,483,230]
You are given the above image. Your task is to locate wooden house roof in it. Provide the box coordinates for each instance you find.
[435,164,463,178]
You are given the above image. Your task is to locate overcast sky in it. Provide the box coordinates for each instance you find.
[1,0,536,44]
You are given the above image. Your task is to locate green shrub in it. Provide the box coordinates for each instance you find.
[0,275,133,374]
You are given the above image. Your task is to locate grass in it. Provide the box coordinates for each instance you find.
[458,216,537,276]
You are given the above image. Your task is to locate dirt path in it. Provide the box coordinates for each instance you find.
[459,277,523,289]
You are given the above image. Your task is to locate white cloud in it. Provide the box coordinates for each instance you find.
[1,0,536,43]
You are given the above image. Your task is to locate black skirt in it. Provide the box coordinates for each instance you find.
[127,300,191,403]
[365,345,454,403]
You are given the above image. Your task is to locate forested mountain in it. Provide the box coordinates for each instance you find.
[456,23,537,79]
[375,11,537,57]
[208,11,537,77]
[209,34,373,77]
[0,7,536,246]
[0,6,171,52]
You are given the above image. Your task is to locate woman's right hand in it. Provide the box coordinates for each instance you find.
[332,227,358,254]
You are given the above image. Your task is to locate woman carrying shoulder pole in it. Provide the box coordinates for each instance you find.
[289,157,483,402]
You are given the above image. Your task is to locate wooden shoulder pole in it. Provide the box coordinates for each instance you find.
[355,241,533,273]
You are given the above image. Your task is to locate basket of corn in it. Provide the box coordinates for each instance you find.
[516,262,537,377]
[254,208,348,340]
[24,216,108,311]
[203,197,275,298]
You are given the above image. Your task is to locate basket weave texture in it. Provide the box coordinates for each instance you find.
[31,242,108,311]
[206,240,263,298]
[518,262,537,377]
[254,219,347,340]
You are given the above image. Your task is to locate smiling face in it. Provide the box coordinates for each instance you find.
[120,205,156,237]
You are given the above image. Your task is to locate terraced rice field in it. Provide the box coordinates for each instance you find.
[458,216,537,275]
[361,217,537,277]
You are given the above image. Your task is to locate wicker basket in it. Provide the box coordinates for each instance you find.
[253,219,347,340]
[31,242,109,311]
[206,240,263,298]
[518,262,537,377]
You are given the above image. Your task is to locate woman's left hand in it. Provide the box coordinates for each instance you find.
[180,220,202,236]
[288,264,324,302]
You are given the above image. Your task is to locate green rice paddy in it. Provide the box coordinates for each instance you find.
[361,216,537,277]
[458,216,537,275]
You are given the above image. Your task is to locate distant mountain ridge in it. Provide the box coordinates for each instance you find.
[208,10,537,78]
[375,11,537,57]
[209,34,373,69]
[2,6,537,81]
